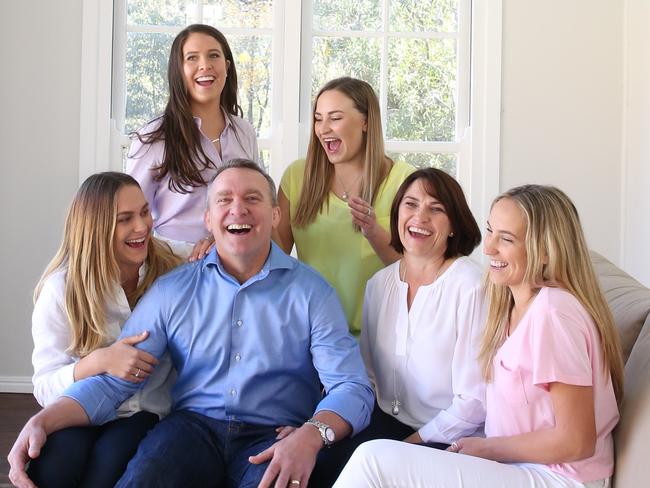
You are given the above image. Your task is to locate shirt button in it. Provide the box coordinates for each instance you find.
[230,388,237,396]
[234,353,241,361]
[235,319,243,327]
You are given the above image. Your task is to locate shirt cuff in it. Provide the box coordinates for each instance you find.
[418,411,484,444]
[314,388,373,436]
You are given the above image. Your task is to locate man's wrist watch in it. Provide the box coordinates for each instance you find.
[305,417,336,447]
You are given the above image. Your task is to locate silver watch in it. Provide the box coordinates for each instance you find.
[305,417,335,446]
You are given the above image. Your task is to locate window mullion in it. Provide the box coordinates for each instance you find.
[270,0,303,182]
[380,0,390,138]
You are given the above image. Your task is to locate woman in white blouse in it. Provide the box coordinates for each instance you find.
[312,167,486,486]
[28,172,180,488]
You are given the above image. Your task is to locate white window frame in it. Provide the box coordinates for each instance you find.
[79,0,501,225]
[298,1,471,162]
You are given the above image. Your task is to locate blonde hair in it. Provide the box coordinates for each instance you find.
[478,185,624,403]
[293,77,392,230]
[34,172,181,357]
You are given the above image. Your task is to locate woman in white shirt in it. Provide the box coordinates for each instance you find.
[334,185,621,488]
[311,167,486,487]
[28,172,181,488]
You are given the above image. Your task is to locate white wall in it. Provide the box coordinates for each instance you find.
[622,0,650,286]
[500,0,623,264]
[0,0,82,390]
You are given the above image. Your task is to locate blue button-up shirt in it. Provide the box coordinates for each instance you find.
[64,243,374,434]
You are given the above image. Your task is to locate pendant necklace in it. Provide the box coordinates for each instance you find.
[391,259,447,416]
[334,171,362,201]
[211,136,220,143]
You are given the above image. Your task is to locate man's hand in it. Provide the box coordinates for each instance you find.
[250,423,323,488]
[7,418,47,488]
[9,398,89,488]
[274,425,297,440]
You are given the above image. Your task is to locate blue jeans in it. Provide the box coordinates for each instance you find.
[116,410,279,488]
[27,410,158,488]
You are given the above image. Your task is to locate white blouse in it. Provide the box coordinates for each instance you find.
[31,268,174,419]
[360,256,487,444]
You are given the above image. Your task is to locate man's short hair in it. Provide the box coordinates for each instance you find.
[208,159,278,206]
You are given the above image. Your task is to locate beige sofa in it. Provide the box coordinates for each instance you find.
[590,251,650,488]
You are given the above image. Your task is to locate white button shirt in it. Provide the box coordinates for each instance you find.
[360,256,487,444]
[31,267,174,419]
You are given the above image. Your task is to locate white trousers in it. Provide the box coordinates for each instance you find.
[333,440,610,488]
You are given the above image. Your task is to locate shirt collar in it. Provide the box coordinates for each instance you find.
[201,240,294,283]
[193,107,232,131]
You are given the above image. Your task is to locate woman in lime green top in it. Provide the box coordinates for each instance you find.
[276,77,414,334]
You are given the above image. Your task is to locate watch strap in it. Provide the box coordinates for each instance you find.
[305,417,334,446]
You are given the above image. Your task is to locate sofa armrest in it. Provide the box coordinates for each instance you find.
[613,315,650,488]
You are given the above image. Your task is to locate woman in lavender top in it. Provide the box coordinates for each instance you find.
[126,24,259,259]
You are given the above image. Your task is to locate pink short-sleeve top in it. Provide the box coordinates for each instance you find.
[485,287,619,482]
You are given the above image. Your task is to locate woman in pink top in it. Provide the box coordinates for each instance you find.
[335,185,623,487]
[126,24,259,259]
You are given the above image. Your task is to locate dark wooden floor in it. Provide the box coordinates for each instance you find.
[0,394,41,486]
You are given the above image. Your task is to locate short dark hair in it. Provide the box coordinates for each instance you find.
[209,159,278,206]
[389,168,481,258]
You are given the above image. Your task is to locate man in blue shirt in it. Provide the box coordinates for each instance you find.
[9,159,374,488]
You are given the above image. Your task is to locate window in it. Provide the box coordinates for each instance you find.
[302,0,470,177]
[82,0,500,226]
[112,0,275,169]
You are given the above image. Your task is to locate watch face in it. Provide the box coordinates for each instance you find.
[325,427,335,443]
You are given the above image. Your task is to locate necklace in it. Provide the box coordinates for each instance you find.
[211,136,220,143]
[333,170,362,201]
[392,258,448,416]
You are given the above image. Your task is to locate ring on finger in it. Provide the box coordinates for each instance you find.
[450,441,459,452]
[134,368,141,378]
[366,207,372,216]
[290,481,301,486]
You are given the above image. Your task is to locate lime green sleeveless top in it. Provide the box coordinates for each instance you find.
[280,159,414,334]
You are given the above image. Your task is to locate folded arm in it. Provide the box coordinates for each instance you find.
[455,382,596,463]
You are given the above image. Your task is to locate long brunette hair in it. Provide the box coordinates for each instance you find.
[134,24,243,194]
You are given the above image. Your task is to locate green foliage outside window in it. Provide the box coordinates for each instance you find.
[120,0,461,175]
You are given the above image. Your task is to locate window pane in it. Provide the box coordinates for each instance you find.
[125,32,173,133]
[390,0,458,32]
[229,35,273,137]
[203,0,273,29]
[127,0,196,26]
[389,152,457,176]
[123,33,271,137]
[311,37,380,98]
[387,38,456,141]
[313,0,381,31]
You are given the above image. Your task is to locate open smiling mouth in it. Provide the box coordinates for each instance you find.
[196,75,215,87]
[408,226,432,237]
[226,224,252,235]
[323,138,341,152]
[125,237,146,249]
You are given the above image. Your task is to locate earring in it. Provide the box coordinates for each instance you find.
[449,232,454,238]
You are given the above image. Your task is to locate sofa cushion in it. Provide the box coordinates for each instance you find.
[613,315,650,487]
[590,251,650,362]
